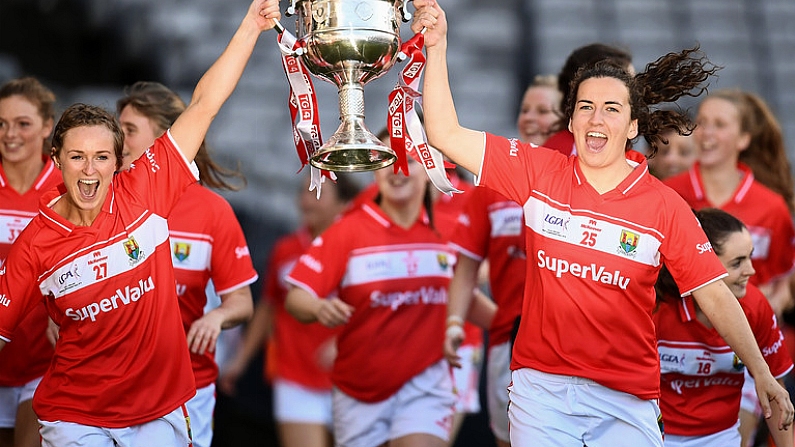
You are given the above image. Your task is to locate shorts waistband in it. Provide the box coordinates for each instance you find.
[521,367,599,386]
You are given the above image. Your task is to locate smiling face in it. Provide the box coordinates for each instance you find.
[569,76,638,171]
[56,125,118,221]
[374,157,427,208]
[516,85,561,145]
[119,105,161,171]
[717,228,756,298]
[648,131,698,180]
[693,97,749,170]
[0,95,52,165]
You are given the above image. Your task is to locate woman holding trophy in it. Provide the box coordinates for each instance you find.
[410,0,793,446]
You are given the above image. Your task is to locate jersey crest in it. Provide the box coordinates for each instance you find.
[619,229,639,254]
[123,236,145,266]
[173,242,191,262]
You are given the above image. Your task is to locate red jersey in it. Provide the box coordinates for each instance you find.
[0,157,60,386]
[0,132,196,427]
[655,284,793,436]
[168,183,258,388]
[286,201,455,402]
[479,133,727,400]
[265,227,338,390]
[542,129,577,156]
[449,187,525,347]
[664,163,795,287]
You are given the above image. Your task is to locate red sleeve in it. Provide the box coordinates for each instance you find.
[658,191,728,295]
[285,218,351,298]
[0,234,41,340]
[208,194,258,294]
[449,187,490,261]
[744,284,794,378]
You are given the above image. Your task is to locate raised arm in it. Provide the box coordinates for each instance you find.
[411,0,485,175]
[692,280,795,430]
[170,0,280,163]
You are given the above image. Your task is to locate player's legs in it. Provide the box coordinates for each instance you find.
[273,379,333,447]
[738,371,761,447]
[0,377,42,447]
[184,383,215,447]
[486,342,511,447]
[390,360,457,444]
[448,344,482,446]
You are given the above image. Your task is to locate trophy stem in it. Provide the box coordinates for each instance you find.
[309,82,397,172]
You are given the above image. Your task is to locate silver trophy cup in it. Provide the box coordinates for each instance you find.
[290,0,409,171]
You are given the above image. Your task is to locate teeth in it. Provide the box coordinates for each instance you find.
[78,179,99,185]
[587,132,607,138]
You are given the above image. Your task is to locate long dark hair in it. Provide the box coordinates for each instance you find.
[564,46,720,158]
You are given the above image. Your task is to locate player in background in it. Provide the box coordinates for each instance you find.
[117,81,257,447]
[219,172,361,447]
[285,154,457,447]
[0,77,61,447]
[655,208,793,447]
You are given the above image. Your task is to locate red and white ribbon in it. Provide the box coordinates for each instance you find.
[277,30,334,196]
[387,32,460,196]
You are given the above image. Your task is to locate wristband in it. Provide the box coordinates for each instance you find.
[446,315,464,327]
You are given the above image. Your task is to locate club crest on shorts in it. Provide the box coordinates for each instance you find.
[173,242,191,262]
[123,236,146,266]
[618,229,639,255]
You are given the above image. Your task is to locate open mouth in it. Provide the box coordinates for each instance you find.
[77,179,99,200]
[585,131,608,151]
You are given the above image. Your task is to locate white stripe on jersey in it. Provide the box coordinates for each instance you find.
[523,194,662,267]
[39,213,169,298]
[342,244,455,287]
[169,235,212,272]
[658,340,738,375]
[488,204,523,238]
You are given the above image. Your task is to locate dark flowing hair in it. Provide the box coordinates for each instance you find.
[563,46,721,158]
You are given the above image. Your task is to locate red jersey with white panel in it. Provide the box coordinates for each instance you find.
[167,182,258,388]
[664,163,795,287]
[265,227,338,390]
[449,187,525,347]
[0,132,196,427]
[286,200,455,403]
[479,133,728,400]
[0,157,60,386]
[655,284,793,436]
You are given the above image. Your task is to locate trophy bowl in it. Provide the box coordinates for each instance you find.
[293,0,405,172]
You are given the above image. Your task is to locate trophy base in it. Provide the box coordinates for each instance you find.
[310,143,396,172]
[309,116,397,172]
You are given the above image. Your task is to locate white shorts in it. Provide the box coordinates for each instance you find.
[486,342,511,443]
[508,368,663,447]
[39,405,192,447]
[739,370,762,416]
[273,378,333,427]
[0,376,43,428]
[663,421,741,447]
[452,344,482,414]
[333,360,456,447]
[185,383,215,447]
